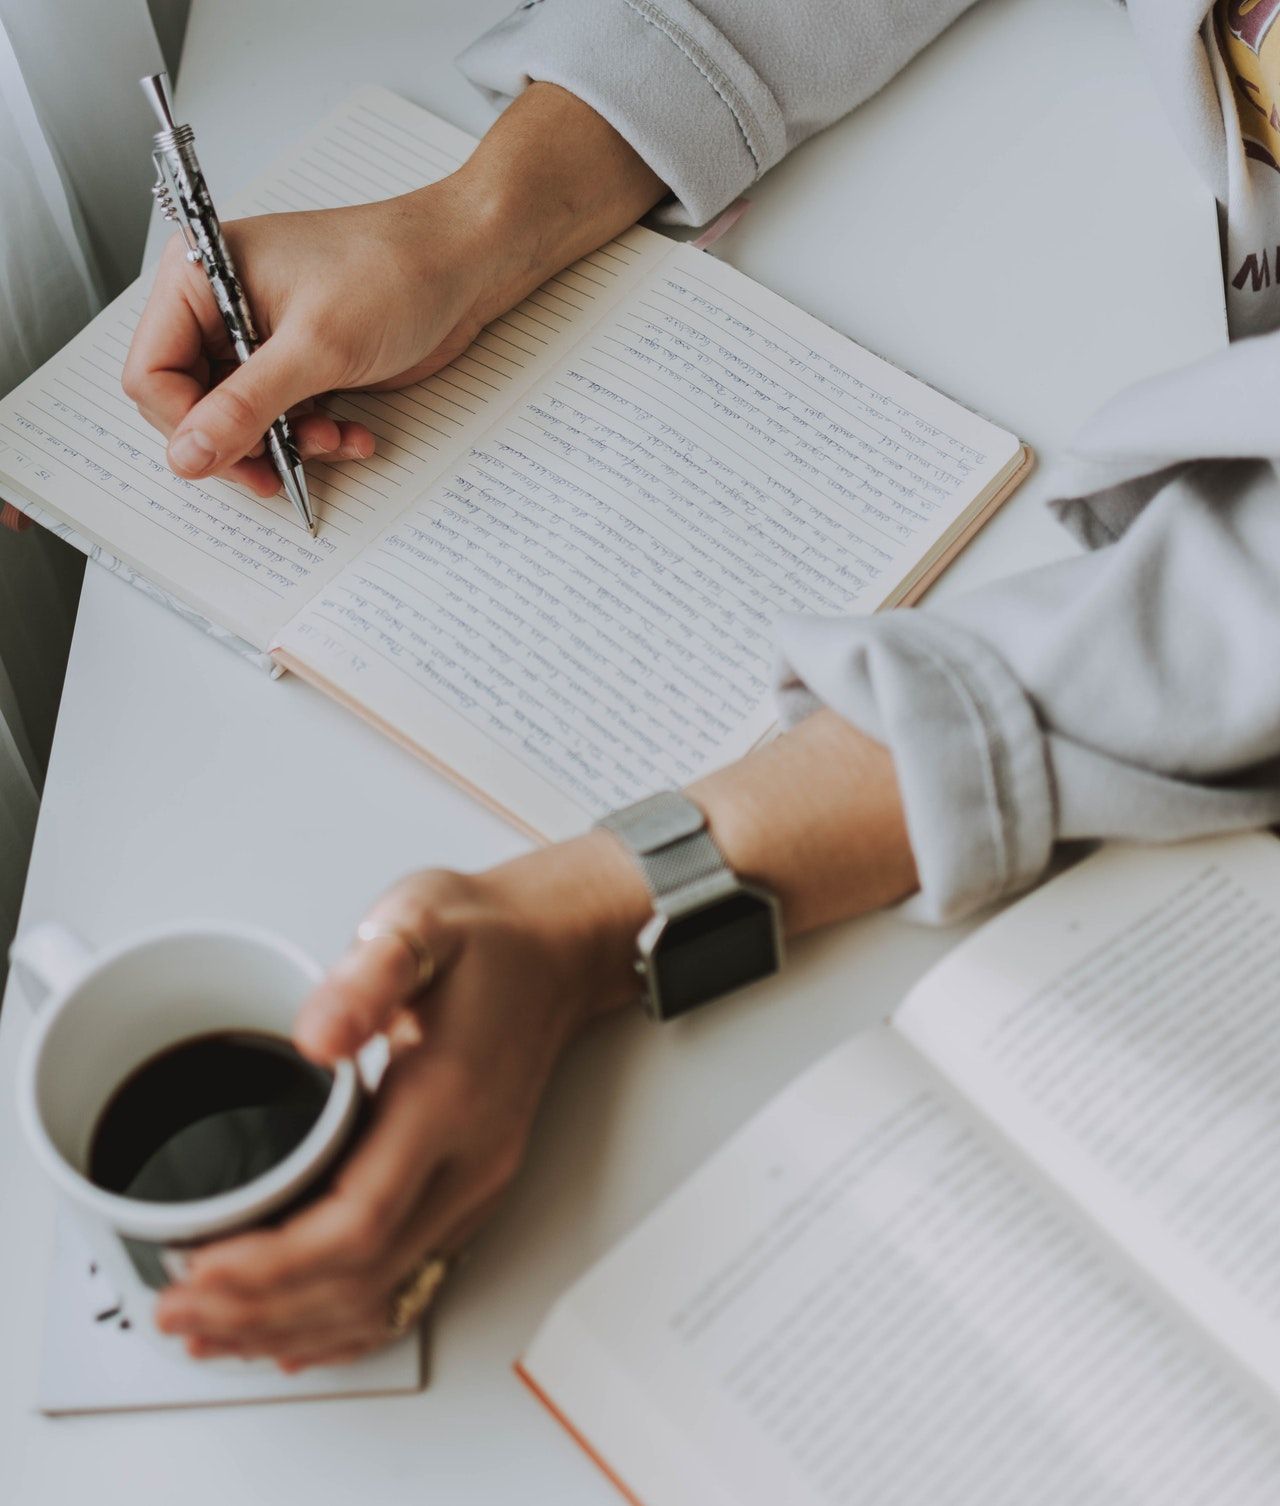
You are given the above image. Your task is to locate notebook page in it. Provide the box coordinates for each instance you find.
[274,244,1021,839]
[233,89,672,540]
[523,1028,1280,1506]
[0,88,657,648]
[894,833,1280,1405]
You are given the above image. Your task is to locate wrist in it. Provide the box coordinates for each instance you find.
[420,82,666,327]
[384,174,521,335]
[481,714,918,1033]
[486,829,653,1029]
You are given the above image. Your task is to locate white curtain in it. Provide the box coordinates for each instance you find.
[0,0,169,976]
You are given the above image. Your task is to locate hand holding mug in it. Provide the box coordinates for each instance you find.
[153,834,650,1371]
[13,921,363,1355]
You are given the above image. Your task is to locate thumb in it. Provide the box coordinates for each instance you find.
[166,330,320,479]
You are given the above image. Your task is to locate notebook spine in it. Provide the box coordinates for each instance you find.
[7,496,276,675]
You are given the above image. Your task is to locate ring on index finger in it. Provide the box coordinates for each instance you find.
[355,920,436,994]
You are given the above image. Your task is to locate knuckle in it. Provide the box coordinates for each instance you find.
[334,1195,395,1265]
[279,315,343,382]
[367,868,475,972]
[212,1293,261,1331]
[284,313,331,356]
[208,380,265,438]
[483,1132,526,1197]
[407,865,461,896]
[252,1256,293,1291]
[331,1273,380,1315]
[394,867,461,918]
[338,1224,382,1268]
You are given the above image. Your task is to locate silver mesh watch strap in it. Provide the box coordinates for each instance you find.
[599,790,783,1020]
[597,791,727,906]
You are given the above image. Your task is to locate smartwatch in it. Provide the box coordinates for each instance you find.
[597,791,783,1021]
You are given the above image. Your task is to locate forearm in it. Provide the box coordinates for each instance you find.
[768,444,1280,926]
[420,81,666,328]
[488,711,919,1020]
[689,710,919,933]
[487,449,1280,1024]
[459,0,978,224]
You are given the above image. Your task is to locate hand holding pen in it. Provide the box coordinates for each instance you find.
[120,81,667,522]
[140,72,319,533]
[128,72,395,522]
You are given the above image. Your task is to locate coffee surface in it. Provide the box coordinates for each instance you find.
[88,1029,333,1203]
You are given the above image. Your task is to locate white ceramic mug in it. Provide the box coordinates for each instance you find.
[12,920,361,1351]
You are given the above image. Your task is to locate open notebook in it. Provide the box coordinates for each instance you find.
[0,86,1030,839]
[519,833,1280,1506]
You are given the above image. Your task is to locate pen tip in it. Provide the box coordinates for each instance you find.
[280,459,316,536]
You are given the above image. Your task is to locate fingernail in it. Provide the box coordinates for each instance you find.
[295,1016,342,1064]
[169,430,217,474]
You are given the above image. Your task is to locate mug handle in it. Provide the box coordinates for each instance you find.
[8,923,92,1011]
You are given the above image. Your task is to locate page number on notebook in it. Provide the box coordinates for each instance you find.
[0,438,52,483]
[292,619,368,673]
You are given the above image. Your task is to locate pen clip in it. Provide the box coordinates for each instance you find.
[150,150,204,265]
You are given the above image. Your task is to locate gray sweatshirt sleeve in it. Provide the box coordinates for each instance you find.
[459,3,1280,926]
[774,336,1280,924]
[457,0,978,225]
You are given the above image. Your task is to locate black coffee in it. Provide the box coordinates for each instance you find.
[88,1030,333,1203]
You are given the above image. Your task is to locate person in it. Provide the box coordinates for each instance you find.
[113,0,1280,1372]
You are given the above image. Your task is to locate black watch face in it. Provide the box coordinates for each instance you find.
[652,891,779,1019]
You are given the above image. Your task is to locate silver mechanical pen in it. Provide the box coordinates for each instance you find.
[140,72,316,536]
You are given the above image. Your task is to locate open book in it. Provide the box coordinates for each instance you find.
[520,832,1280,1505]
[0,87,1029,839]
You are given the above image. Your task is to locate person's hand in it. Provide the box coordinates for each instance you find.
[1,503,31,533]
[151,709,918,1370]
[152,834,649,1371]
[121,83,667,501]
[122,185,500,498]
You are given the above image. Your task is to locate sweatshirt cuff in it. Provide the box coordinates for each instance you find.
[456,0,787,225]
[774,611,1056,925]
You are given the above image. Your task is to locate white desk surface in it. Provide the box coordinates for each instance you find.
[0,1,1226,1502]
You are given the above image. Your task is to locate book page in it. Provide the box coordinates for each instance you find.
[0,88,662,648]
[895,832,1280,1401]
[275,246,1021,838]
[523,1028,1280,1506]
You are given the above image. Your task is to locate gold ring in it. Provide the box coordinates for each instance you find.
[387,1253,450,1333]
[355,920,436,993]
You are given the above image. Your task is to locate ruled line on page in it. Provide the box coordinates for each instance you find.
[274,245,1017,826]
